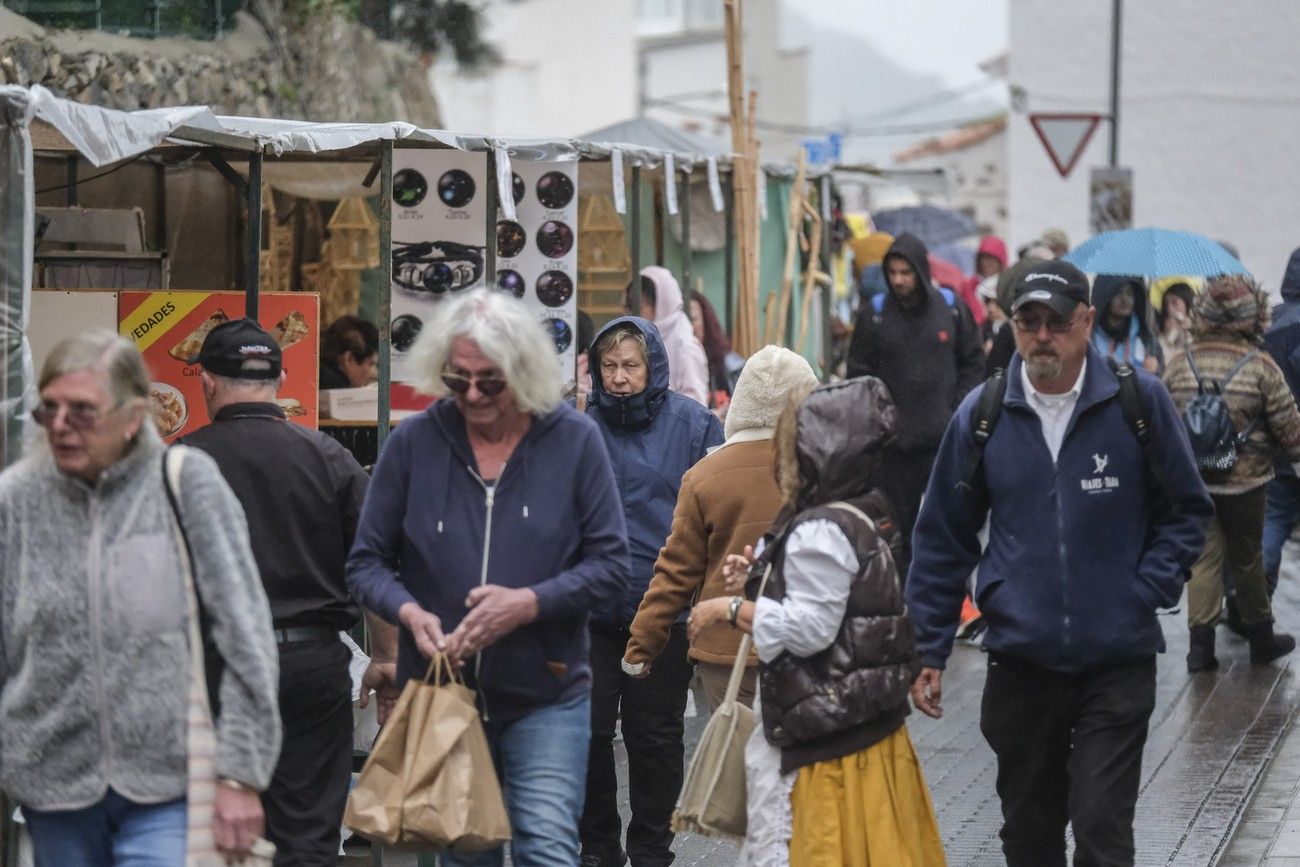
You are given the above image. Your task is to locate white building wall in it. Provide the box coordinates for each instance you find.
[432,0,637,138]
[901,131,1008,238]
[1009,0,1300,286]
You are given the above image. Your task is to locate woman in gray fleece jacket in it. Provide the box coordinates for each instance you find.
[0,332,281,865]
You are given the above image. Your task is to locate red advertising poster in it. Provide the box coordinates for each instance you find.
[119,291,320,441]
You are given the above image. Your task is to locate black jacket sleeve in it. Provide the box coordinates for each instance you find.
[846,307,875,379]
[985,325,1015,377]
[953,298,985,400]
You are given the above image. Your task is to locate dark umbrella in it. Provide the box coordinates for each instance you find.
[872,205,978,248]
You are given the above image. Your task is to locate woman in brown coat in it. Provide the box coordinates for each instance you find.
[621,345,817,708]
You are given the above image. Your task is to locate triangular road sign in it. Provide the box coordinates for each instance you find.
[1029,113,1104,178]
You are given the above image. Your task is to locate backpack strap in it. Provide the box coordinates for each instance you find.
[1222,350,1260,388]
[957,368,1009,501]
[1184,346,1210,394]
[1107,357,1180,508]
[1223,350,1262,442]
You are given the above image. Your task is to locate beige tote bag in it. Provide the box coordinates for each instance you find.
[344,653,511,852]
[671,502,873,841]
[671,562,772,841]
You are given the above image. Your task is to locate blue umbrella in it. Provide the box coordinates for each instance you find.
[1063,227,1249,278]
[931,242,977,276]
[872,205,978,248]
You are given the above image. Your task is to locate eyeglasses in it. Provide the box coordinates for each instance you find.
[31,400,107,431]
[1012,313,1083,334]
[441,371,508,397]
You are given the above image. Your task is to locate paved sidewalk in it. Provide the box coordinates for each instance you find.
[355,556,1300,866]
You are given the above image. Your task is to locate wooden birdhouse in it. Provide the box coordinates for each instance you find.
[578,193,633,323]
[328,198,380,271]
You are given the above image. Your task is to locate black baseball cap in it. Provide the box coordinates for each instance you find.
[1010,259,1091,318]
[198,318,282,380]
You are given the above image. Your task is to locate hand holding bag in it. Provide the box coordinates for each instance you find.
[671,562,773,841]
[344,653,511,852]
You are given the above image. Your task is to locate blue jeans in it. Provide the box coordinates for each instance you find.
[1263,475,1300,593]
[440,692,591,867]
[23,789,186,867]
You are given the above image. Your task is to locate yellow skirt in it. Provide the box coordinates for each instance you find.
[789,725,946,867]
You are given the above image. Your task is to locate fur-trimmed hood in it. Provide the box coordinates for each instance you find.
[724,345,819,440]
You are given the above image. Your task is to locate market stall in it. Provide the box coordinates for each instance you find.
[1,84,852,473]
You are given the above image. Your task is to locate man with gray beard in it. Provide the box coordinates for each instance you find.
[904,259,1212,866]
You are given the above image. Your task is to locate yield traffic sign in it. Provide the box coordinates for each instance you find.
[1029,113,1104,178]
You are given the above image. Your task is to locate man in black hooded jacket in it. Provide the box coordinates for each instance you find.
[846,232,983,578]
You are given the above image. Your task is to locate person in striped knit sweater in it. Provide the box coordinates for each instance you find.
[1164,275,1300,672]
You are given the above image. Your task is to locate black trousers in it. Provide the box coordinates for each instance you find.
[980,653,1157,867]
[580,625,693,867]
[262,636,353,867]
[877,446,939,581]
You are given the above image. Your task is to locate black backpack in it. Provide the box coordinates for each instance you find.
[1181,348,1258,473]
[958,357,1171,506]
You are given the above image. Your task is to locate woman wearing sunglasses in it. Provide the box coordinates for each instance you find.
[347,289,630,867]
[0,331,281,866]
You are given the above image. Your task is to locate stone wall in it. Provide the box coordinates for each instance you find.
[0,1,440,125]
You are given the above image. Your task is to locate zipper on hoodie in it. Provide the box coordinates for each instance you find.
[468,465,502,722]
[87,491,115,780]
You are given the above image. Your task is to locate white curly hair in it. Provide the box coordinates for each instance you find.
[406,289,564,416]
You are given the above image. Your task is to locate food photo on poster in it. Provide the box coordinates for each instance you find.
[118,290,320,440]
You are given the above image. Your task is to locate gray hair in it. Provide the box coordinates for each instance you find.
[407,289,563,415]
[206,372,279,394]
[593,325,648,364]
[39,330,149,406]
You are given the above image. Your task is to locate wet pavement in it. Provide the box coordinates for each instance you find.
[362,546,1300,866]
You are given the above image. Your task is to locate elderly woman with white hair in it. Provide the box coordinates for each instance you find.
[347,289,631,867]
[0,331,280,866]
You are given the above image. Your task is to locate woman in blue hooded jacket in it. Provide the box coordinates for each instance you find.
[579,316,723,867]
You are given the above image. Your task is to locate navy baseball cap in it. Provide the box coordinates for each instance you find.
[198,318,282,380]
[1011,259,1091,318]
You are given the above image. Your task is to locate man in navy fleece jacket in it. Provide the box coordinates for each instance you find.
[906,259,1211,867]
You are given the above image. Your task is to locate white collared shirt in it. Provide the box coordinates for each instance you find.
[1020,358,1087,463]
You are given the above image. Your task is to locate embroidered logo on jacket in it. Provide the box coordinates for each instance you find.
[1081,453,1119,492]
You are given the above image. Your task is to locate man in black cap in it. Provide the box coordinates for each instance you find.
[182,318,397,866]
[844,232,984,578]
[905,260,1212,866]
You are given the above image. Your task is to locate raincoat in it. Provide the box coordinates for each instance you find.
[586,316,723,628]
[1091,275,1164,372]
[641,266,710,406]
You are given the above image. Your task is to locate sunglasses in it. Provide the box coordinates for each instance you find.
[32,400,107,431]
[441,371,508,397]
[1012,313,1083,334]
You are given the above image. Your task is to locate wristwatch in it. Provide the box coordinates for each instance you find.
[726,595,744,627]
[218,777,255,794]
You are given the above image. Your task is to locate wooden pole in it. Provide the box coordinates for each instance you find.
[725,0,761,357]
[768,149,807,345]
[796,201,823,355]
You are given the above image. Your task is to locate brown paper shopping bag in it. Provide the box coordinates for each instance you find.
[344,654,511,852]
